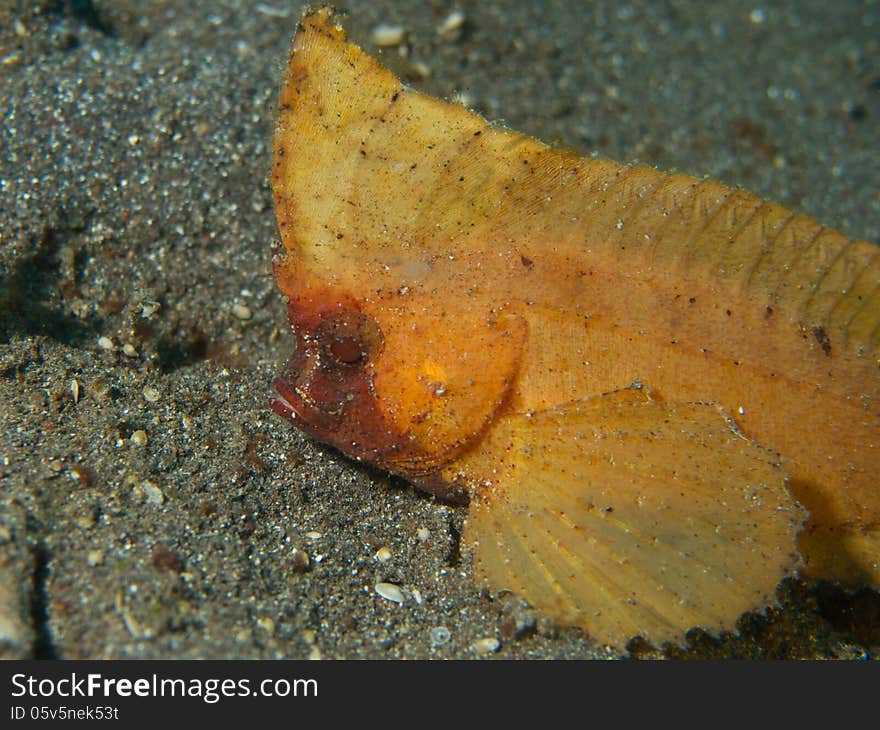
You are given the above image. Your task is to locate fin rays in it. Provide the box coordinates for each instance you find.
[461,391,805,646]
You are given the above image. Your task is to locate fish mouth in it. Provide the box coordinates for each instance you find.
[271,373,345,434]
[270,378,298,421]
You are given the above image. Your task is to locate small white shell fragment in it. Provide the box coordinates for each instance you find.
[70,379,80,404]
[370,23,406,47]
[141,480,164,505]
[305,531,323,540]
[374,546,392,562]
[375,581,405,604]
[255,2,289,17]
[470,636,501,655]
[416,527,430,542]
[140,301,161,318]
[256,617,275,634]
[123,343,138,357]
[97,336,115,351]
[410,60,431,79]
[430,626,451,647]
[1,50,23,66]
[232,303,253,320]
[437,10,465,39]
[131,430,149,446]
[143,386,160,403]
[290,547,310,571]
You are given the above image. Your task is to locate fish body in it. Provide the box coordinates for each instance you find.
[272,8,879,646]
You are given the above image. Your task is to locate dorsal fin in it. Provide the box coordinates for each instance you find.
[275,8,880,360]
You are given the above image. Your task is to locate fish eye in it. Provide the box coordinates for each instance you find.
[317,310,383,368]
[328,335,364,364]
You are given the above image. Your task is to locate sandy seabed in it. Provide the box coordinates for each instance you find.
[1,0,878,659]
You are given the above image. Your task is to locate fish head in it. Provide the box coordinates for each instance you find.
[271,270,391,461]
[271,255,526,499]
[269,5,527,497]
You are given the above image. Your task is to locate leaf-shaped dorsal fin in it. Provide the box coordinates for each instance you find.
[455,389,805,647]
[276,9,880,362]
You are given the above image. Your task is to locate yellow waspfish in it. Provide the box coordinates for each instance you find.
[271,7,879,647]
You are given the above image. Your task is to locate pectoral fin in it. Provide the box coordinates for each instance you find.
[457,388,806,647]
[373,307,527,477]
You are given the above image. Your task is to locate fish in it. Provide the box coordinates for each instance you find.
[270,7,880,647]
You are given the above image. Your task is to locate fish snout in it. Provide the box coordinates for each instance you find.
[272,307,386,443]
[271,344,348,433]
